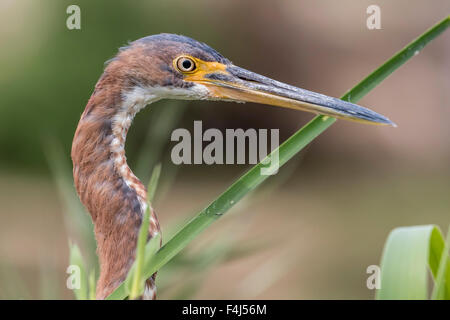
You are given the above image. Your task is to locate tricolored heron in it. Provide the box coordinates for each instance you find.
[71,34,394,300]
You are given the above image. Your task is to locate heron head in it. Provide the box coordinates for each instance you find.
[109,33,394,126]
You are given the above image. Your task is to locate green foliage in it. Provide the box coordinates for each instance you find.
[147,163,162,204]
[88,269,97,300]
[432,229,450,299]
[126,164,162,299]
[376,225,450,300]
[125,232,161,299]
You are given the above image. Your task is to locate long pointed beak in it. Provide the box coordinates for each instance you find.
[192,64,395,126]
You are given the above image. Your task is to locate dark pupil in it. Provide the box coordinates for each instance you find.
[182,59,192,70]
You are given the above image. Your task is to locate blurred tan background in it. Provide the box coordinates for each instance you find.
[0,0,449,299]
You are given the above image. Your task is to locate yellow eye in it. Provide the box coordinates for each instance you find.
[175,56,196,73]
